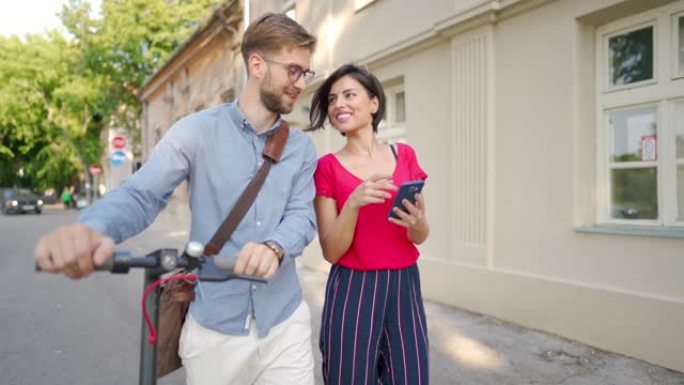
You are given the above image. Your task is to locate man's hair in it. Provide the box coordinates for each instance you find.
[308,64,386,133]
[241,13,316,67]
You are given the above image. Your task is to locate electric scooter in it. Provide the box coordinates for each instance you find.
[37,241,264,385]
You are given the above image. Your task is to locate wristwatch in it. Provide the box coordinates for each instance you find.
[262,240,285,265]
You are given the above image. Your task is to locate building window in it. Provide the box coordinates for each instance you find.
[377,83,406,143]
[674,12,684,77]
[675,99,684,221]
[607,24,654,88]
[607,105,658,220]
[597,1,684,227]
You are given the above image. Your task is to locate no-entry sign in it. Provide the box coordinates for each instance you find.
[89,164,103,175]
[111,136,127,150]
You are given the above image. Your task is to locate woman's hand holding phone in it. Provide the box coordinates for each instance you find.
[387,180,429,244]
[388,191,426,230]
[347,174,397,210]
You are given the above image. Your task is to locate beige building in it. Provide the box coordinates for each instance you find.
[138,1,243,199]
[140,0,684,373]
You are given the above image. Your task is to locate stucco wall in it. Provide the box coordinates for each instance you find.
[290,0,684,371]
[138,0,684,371]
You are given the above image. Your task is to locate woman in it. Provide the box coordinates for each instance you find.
[309,64,430,385]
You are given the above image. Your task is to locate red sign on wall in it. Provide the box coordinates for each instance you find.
[89,164,103,175]
[111,136,127,150]
[641,135,657,161]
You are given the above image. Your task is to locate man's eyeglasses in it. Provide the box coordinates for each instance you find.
[263,58,315,84]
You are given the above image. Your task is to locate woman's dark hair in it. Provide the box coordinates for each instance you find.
[308,64,386,133]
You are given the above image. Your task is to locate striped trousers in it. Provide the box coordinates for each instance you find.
[320,264,429,385]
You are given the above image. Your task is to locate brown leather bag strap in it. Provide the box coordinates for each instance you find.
[263,120,289,162]
[203,120,290,256]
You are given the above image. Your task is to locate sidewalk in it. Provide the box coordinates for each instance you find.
[300,265,684,385]
[144,202,684,385]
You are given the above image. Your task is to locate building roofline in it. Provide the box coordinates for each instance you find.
[138,0,240,101]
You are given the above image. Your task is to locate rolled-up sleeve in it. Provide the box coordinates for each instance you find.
[267,138,317,259]
[79,119,196,243]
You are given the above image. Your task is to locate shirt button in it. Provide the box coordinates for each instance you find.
[251,284,257,291]
[257,160,263,167]
[256,221,262,227]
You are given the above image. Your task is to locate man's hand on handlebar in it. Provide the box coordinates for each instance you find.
[233,242,280,280]
[34,224,115,279]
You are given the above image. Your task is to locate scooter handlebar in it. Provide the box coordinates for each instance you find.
[34,250,144,273]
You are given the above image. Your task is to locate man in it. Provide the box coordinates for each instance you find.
[34,13,318,385]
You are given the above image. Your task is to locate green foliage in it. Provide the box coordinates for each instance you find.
[609,26,654,86]
[0,32,81,189]
[61,0,219,132]
[612,153,641,162]
[611,167,658,219]
[0,0,220,190]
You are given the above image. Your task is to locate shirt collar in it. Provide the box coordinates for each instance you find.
[228,100,283,136]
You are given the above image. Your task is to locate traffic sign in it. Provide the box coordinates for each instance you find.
[89,164,103,175]
[110,150,127,166]
[111,136,127,150]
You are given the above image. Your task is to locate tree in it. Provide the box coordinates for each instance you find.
[0,32,86,190]
[0,0,220,191]
[60,0,220,141]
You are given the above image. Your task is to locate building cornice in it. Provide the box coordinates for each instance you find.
[361,0,556,68]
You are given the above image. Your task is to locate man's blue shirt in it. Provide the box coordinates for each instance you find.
[79,102,317,337]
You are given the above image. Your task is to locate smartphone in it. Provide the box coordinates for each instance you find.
[388,179,425,219]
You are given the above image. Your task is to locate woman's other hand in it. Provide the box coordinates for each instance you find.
[346,174,397,210]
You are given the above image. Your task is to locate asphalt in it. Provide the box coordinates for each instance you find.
[137,202,684,385]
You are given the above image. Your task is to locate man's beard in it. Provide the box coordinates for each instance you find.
[260,87,292,114]
[260,72,295,114]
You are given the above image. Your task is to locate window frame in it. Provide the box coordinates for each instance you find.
[667,98,684,224]
[672,10,684,79]
[602,103,661,226]
[377,83,406,143]
[595,1,684,228]
[603,20,658,93]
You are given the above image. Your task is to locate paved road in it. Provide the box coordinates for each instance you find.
[1,206,683,384]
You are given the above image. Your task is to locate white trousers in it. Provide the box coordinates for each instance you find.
[179,301,315,385]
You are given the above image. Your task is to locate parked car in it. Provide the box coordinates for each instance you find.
[75,192,90,210]
[2,188,43,215]
[40,190,59,205]
[1,188,12,205]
